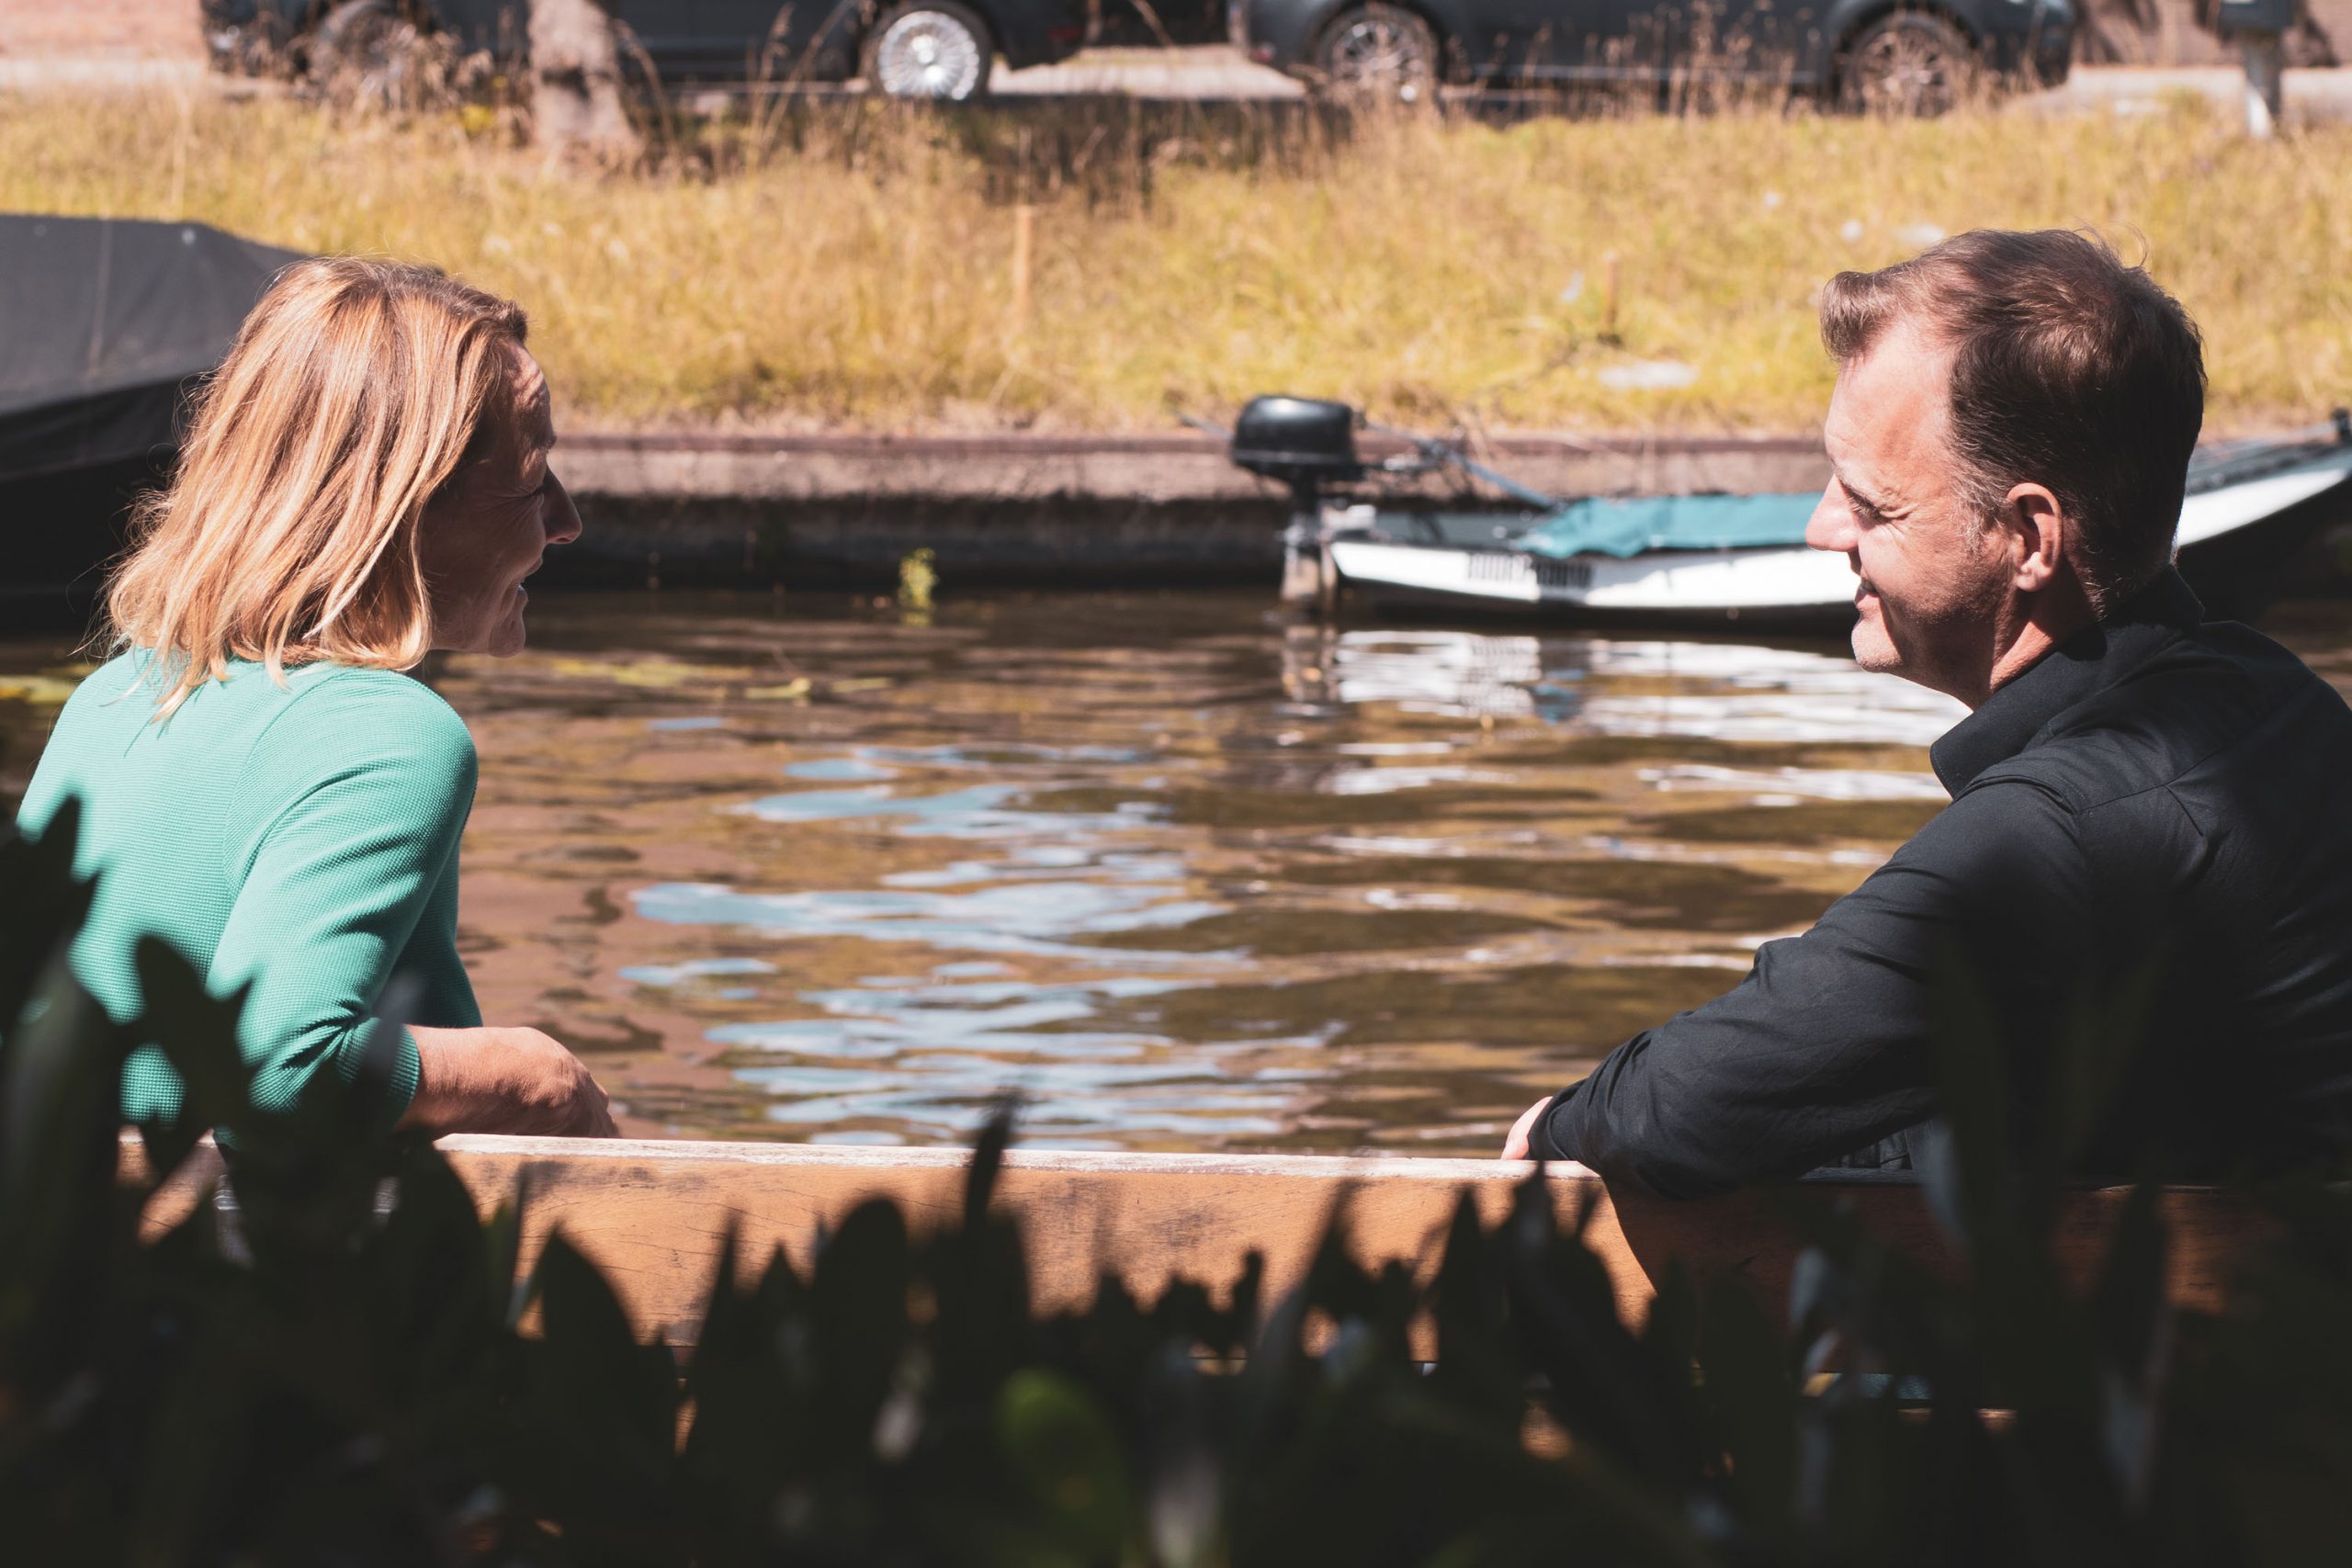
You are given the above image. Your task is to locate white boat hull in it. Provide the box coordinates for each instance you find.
[1329,537,1856,614]
[1325,443,2352,624]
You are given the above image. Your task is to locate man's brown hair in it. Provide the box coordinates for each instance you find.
[1818,230,2206,616]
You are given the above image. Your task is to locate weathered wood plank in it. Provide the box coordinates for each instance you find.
[129,1134,2257,1345]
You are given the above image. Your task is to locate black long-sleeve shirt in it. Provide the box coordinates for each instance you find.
[1530,570,2352,1195]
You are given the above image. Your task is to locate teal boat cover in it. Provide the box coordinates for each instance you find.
[1518,491,1821,559]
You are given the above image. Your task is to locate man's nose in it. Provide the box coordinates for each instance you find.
[545,470,584,547]
[1804,484,1854,555]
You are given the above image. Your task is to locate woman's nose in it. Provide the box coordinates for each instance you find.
[545,471,584,547]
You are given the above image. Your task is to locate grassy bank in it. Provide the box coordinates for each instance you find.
[5,91,2348,433]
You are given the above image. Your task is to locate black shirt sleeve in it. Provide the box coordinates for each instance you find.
[1530,777,2095,1198]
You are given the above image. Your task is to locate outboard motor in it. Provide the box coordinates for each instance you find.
[1230,396,1366,611]
[1230,395,1365,502]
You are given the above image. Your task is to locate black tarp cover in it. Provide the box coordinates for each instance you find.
[0,215,305,483]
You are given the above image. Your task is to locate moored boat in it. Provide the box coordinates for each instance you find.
[1227,396,2352,627]
[1,215,304,626]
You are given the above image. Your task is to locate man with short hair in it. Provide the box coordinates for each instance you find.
[1501,229,2352,1195]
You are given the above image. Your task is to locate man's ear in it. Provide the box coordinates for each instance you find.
[2001,483,2068,594]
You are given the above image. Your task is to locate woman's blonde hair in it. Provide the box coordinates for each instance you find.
[106,256,528,716]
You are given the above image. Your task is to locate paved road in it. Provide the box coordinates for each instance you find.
[995,46,2352,120]
[4,41,2349,121]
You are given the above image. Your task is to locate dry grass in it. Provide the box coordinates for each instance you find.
[3,88,2347,434]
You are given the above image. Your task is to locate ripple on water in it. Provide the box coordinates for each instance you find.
[18,592,2346,1148]
[634,878,1227,961]
[378,591,2016,1151]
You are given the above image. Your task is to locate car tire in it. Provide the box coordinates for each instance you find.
[1835,12,1979,118]
[1312,4,1441,106]
[863,0,995,101]
[308,0,444,111]
[208,7,294,78]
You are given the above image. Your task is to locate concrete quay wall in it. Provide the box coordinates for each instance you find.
[551,429,1833,588]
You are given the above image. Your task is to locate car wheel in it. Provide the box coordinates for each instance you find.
[1836,12,1978,117]
[1314,4,1440,106]
[308,0,445,111]
[207,8,293,78]
[863,0,994,101]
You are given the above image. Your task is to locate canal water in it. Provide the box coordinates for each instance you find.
[10,590,2352,1155]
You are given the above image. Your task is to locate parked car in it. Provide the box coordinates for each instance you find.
[1091,0,1231,46]
[202,0,1091,102]
[1231,0,2075,112]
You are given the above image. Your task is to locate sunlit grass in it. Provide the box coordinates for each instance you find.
[4,89,2346,433]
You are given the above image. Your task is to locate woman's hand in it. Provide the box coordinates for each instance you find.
[1500,1095,1552,1160]
[401,1025,618,1137]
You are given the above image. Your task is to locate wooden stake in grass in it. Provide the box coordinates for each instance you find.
[1601,251,1623,345]
[1011,203,1035,340]
[165,83,195,216]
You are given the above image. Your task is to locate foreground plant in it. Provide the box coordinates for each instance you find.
[7,803,2352,1564]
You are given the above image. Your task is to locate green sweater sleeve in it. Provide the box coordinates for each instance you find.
[207,675,478,1128]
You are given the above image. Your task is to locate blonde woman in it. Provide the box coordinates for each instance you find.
[13,257,614,1137]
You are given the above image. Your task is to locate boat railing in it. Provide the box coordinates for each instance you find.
[2184,414,2352,494]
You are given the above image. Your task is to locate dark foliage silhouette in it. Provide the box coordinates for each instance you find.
[6,801,2352,1564]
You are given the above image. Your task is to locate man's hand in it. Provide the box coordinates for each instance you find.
[402,1024,619,1137]
[1500,1095,1552,1160]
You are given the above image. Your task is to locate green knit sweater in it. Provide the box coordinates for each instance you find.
[14,652,481,1126]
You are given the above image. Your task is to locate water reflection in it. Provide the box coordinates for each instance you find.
[1307,628,1563,720]
[418,592,1988,1153]
[1302,627,1966,744]
[0,590,2046,1154]
[635,874,1221,961]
